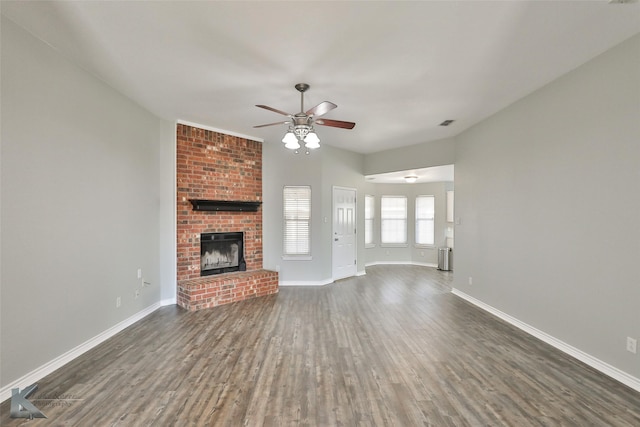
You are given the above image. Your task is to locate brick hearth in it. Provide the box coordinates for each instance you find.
[176,123,278,311]
[177,269,279,311]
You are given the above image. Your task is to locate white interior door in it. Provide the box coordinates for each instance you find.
[332,187,357,280]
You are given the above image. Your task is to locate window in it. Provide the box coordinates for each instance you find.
[381,196,407,245]
[364,195,375,247]
[415,195,435,246]
[283,186,311,257]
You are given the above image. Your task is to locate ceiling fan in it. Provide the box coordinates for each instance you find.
[254,83,355,152]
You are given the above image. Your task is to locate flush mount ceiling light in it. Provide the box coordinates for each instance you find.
[404,175,418,183]
[254,83,356,153]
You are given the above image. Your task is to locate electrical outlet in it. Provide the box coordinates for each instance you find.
[468,276,473,285]
[116,297,121,308]
[627,337,637,354]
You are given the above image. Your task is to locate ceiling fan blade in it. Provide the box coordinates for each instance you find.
[315,118,356,129]
[256,104,292,117]
[306,101,337,117]
[253,121,291,128]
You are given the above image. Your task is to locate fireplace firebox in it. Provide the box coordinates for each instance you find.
[200,232,246,276]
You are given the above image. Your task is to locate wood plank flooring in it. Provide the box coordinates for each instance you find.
[2,265,639,426]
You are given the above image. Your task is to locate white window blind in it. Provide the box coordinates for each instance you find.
[381,196,407,245]
[364,195,375,246]
[415,195,435,246]
[283,186,311,256]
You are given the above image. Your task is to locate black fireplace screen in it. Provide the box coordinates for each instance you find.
[200,232,246,276]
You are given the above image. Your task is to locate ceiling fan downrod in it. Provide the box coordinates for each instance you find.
[295,83,310,113]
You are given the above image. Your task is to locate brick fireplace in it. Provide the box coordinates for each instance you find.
[176,123,278,311]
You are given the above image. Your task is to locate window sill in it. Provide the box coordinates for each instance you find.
[414,244,435,249]
[282,255,313,261]
[380,243,408,248]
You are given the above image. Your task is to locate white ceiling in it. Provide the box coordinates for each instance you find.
[2,1,639,155]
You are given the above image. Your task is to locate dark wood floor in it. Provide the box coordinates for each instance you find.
[2,265,639,426]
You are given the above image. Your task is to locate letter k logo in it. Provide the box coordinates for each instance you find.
[10,384,47,419]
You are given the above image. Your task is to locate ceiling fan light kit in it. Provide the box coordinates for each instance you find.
[304,131,320,149]
[283,133,300,150]
[255,83,355,153]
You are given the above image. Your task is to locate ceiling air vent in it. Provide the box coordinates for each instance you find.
[439,120,455,127]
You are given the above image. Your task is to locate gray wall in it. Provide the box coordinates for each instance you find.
[364,137,455,175]
[158,121,177,304]
[262,141,323,282]
[321,145,367,276]
[262,141,366,283]
[1,17,173,388]
[261,133,454,275]
[454,34,640,378]
[364,182,452,266]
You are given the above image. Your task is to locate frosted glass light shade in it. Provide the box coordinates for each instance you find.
[284,139,301,150]
[304,132,320,149]
[282,131,297,144]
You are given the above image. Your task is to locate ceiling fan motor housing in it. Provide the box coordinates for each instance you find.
[293,113,311,126]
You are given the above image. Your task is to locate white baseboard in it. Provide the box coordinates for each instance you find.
[452,289,640,393]
[410,261,439,268]
[279,278,334,287]
[366,261,403,267]
[161,297,177,306]
[365,261,438,268]
[281,270,368,286]
[0,302,162,402]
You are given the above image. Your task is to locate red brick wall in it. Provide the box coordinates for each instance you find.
[176,123,264,282]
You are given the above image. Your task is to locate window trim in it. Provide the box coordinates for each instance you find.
[415,194,435,247]
[380,195,408,247]
[364,194,375,248]
[282,185,312,259]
